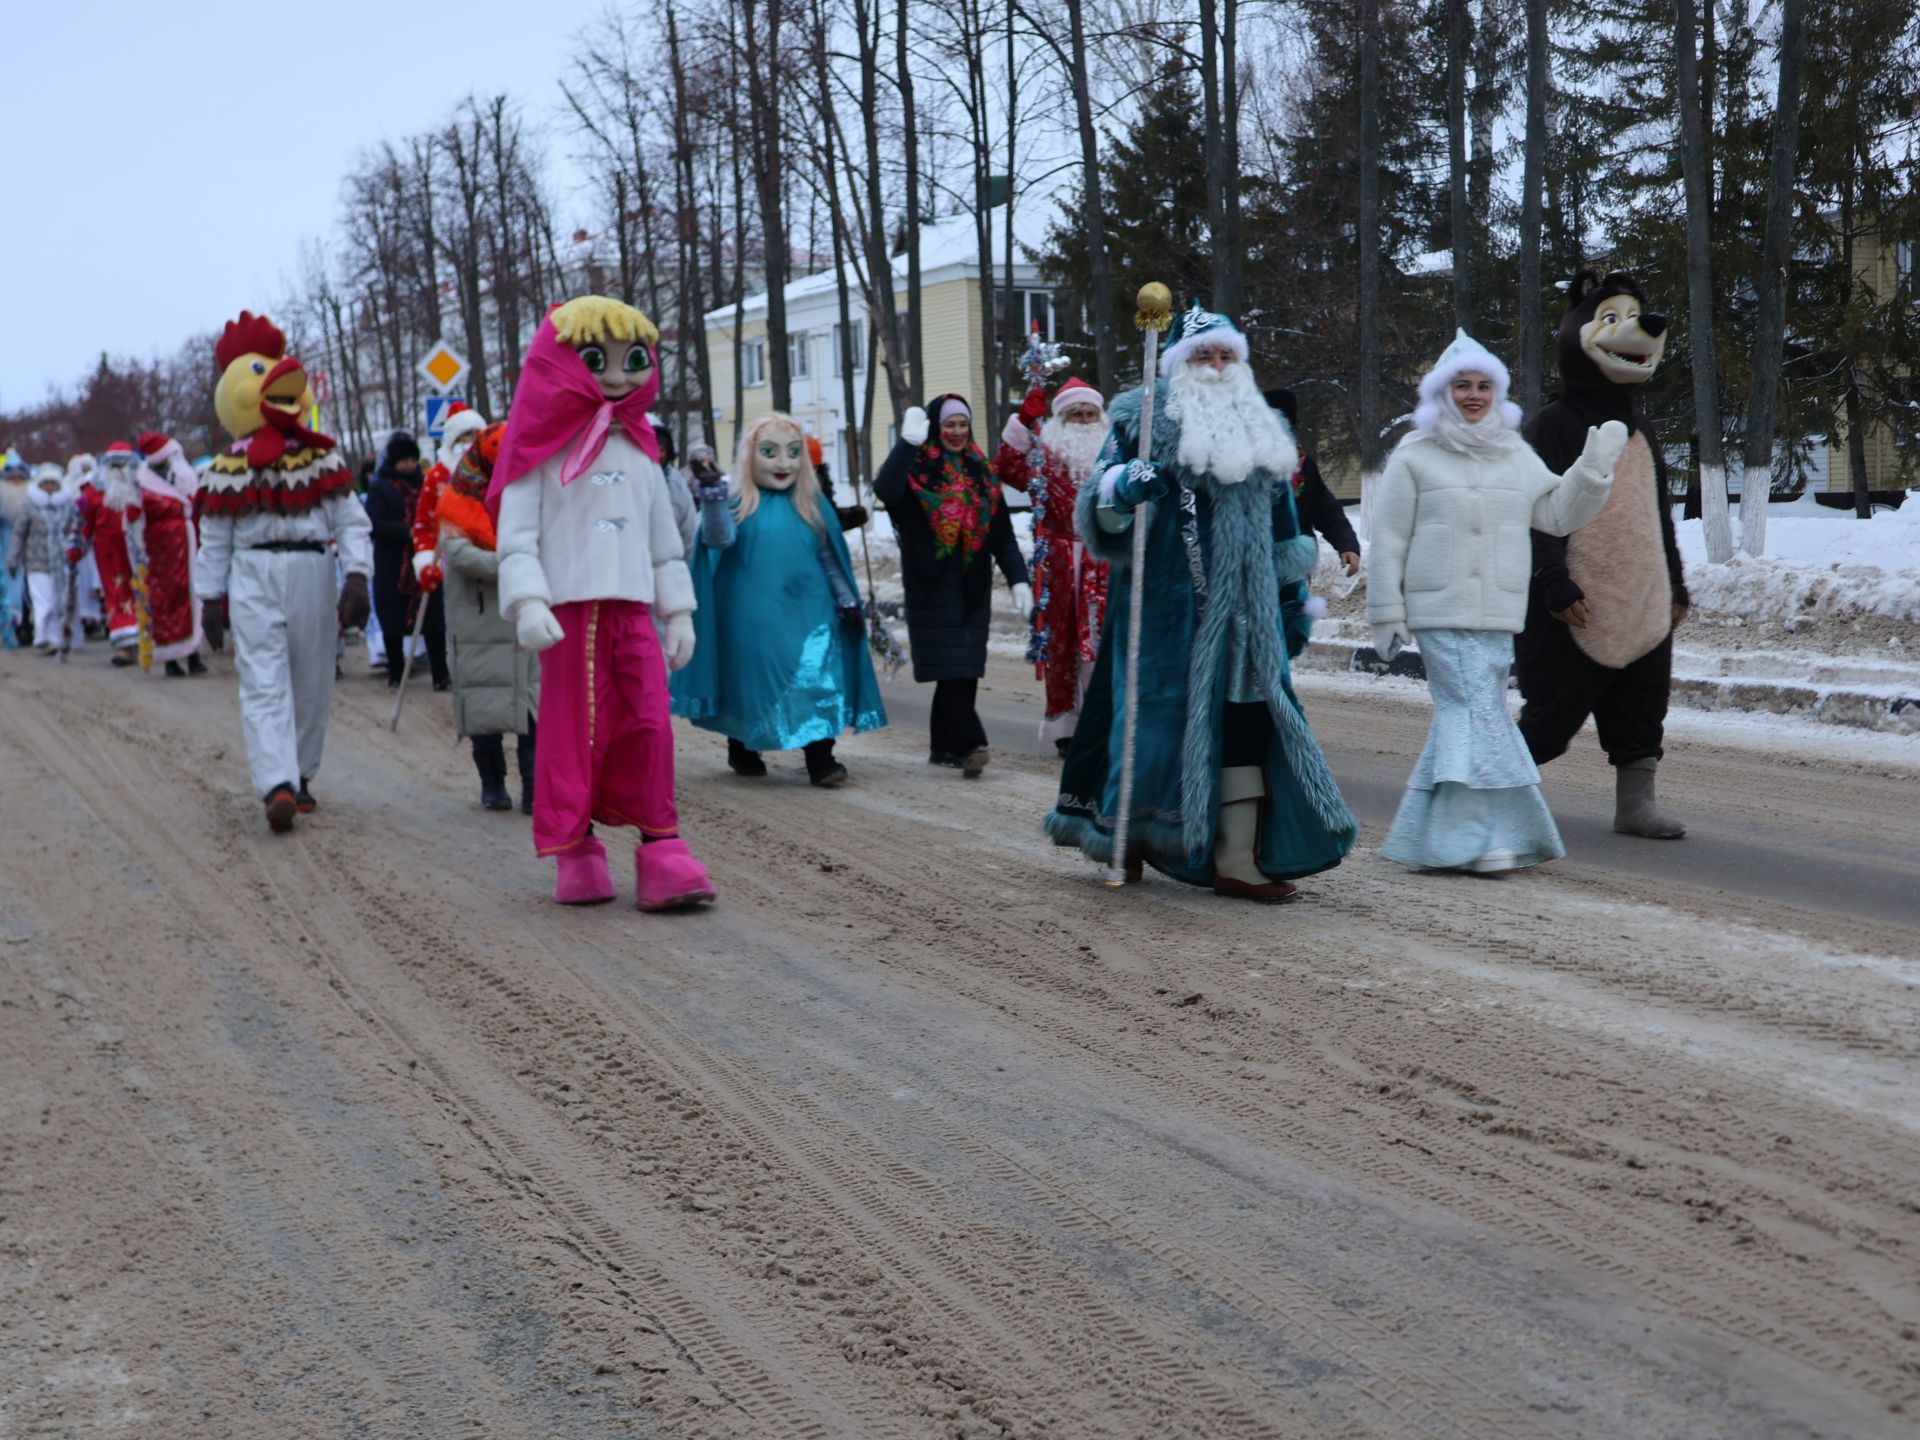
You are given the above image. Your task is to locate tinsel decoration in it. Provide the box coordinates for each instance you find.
[130,564,155,671]
[866,597,907,677]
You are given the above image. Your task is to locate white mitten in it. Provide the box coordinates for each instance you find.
[1579,419,1629,477]
[411,550,437,580]
[1000,413,1034,454]
[1010,582,1033,616]
[663,611,696,671]
[901,406,930,447]
[1371,623,1408,663]
[515,599,566,652]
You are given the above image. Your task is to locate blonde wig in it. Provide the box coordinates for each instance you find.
[731,413,827,534]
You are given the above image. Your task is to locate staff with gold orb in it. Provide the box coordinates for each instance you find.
[1109,281,1173,886]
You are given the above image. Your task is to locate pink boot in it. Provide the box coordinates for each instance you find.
[553,835,616,905]
[635,838,716,912]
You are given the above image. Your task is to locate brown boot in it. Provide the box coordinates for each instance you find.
[1211,766,1298,903]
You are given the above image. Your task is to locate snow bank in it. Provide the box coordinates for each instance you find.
[1674,501,1920,625]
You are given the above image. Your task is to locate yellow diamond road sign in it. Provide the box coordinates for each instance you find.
[419,341,468,393]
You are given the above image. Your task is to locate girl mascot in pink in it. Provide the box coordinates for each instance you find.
[486,296,715,911]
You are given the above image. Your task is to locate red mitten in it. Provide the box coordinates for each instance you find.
[1019,383,1048,422]
[420,563,444,592]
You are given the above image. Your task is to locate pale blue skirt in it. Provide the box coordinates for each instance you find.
[1380,628,1564,871]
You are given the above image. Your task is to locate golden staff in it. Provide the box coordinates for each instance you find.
[1109,282,1173,887]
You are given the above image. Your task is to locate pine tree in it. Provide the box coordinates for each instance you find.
[1037,56,1212,385]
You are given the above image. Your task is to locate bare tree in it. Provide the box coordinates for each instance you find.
[1356,0,1385,515]
[1736,0,1807,557]
[1675,0,1734,561]
[1513,0,1546,413]
[1447,0,1472,332]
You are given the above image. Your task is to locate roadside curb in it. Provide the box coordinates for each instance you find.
[1296,639,1920,735]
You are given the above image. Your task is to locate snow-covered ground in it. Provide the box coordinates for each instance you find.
[1672,492,1920,627]
[852,487,1920,734]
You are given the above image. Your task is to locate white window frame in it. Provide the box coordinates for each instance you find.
[831,321,866,376]
[742,338,766,388]
[788,332,811,382]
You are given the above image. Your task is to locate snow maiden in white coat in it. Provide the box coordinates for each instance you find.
[487,296,714,912]
[1367,330,1624,873]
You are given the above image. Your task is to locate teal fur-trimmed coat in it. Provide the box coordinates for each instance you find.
[1044,382,1357,885]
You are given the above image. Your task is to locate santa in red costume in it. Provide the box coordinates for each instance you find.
[991,376,1111,753]
[133,432,207,675]
[80,442,143,660]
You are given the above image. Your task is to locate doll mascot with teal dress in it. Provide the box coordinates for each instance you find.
[672,413,887,785]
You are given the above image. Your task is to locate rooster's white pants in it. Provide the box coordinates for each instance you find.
[229,550,338,799]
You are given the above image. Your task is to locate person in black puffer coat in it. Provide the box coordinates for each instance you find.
[365,431,449,690]
[873,394,1029,776]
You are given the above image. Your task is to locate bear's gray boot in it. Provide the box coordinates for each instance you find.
[1613,757,1685,838]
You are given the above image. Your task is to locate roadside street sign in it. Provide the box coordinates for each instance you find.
[424,395,467,440]
[418,340,468,393]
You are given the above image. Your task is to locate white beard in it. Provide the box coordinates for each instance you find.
[101,463,143,508]
[1166,361,1297,487]
[1039,414,1107,484]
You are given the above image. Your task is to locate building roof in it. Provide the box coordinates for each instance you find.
[703,203,1058,329]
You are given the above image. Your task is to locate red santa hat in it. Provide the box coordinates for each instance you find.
[104,440,135,454]
[136,431,172,457]
[1051,377,1103,417]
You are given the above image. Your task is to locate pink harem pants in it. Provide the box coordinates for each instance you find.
[533,599,678,856]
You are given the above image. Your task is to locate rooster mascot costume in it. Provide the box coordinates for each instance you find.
[193,311,373,832]
[992,376,1110,753]
[487,296,714,911]
[133,431,207,675]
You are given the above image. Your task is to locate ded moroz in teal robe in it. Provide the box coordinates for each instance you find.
[1045,382,1357,886]
[671,486,887,752]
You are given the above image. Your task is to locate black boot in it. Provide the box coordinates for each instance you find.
[516,728,536,815]
[187,651,208,675]
[727,738,767,777]
[296,779,318,813]
[164,660,185,677]
[473,737,512,811]
[804,738,848,789]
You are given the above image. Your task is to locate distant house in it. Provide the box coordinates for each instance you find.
[1817,223,1915,501]
[702,206,1059,480]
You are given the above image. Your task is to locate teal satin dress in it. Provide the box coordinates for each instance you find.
[671,488,887,751]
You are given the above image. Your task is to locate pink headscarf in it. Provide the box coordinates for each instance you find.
[486,314,661,516]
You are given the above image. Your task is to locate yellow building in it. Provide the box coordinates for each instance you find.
[702,207,1060,480]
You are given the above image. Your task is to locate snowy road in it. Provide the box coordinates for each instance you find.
[2,648,1916,1439]
[884,665,1920,933]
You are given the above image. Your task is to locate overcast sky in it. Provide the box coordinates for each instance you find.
[2,0,601,409]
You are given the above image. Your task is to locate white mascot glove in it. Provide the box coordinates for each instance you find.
[1000,413,1035,454]
[411,550,437,580]
[515,599,566,653]
[1371,623,1409,663]
[663,611,697,672]
[1579,419,1629,478]
[901,406,930,447]
[1010,582,1033,617]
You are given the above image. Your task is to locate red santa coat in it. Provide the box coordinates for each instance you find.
[133,437,204,662]
[991,428,1109,736]
[77,481,139,646]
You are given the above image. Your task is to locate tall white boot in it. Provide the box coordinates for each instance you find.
[1211,766,1297,903]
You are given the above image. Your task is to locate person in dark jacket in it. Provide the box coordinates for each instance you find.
[873,395,1029,776]
[1264,388,1360,574]
[365,432,449,690]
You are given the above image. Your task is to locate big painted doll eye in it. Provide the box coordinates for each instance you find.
[758,443,778,458]
[622,344,653,374]
[579,344,607,374]
[787,443,803,459]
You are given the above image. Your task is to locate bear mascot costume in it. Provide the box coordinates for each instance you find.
[1516,270,1689,838]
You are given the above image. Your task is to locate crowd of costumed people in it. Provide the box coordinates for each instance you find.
[4,266,1693,908]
